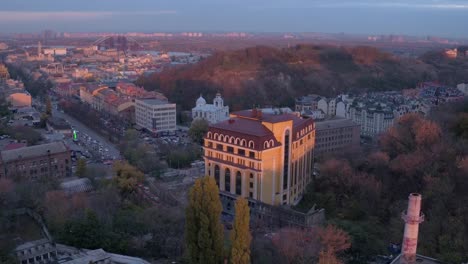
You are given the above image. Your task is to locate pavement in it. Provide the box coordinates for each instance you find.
[52,108,121,159]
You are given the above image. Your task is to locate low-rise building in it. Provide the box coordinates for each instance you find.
[135,98,177,134]
[6,91,32,108]
[314,118,360,159]
[0,141,72,180]
[46,117,72,136]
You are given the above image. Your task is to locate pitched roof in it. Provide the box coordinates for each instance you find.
[1,141,68,162]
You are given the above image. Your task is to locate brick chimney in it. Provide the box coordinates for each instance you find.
[401,193,424,264]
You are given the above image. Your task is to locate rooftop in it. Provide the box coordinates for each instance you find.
[315,118,359,130]
[1,141,68,162]
[211,117,274,137]
[137,98,170,105]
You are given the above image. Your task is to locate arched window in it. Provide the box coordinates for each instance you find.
[269,139,274,147]
[264,141,269,149]
[236,171,242,195]
[229,136,234,144]
[225,168,231,193]
[248,140,255,149]
[223,135,228,142]
[207,132,212,139]
[235,138,240,145]
[214,133,219,140]
[241,139,246,147]
[214,165,220,187]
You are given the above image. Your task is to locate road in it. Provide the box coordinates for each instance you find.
[52,108,121,159]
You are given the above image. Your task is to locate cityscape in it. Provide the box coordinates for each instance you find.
[0,1,468,264]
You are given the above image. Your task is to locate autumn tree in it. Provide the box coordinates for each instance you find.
[230,198,252,264]
[185,176,224,264]
[76,158,87,178]
[189,118,209,145]
[113,161,144,196]
[272,228,320,264]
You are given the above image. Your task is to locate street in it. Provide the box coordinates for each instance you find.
[52,108,121,160]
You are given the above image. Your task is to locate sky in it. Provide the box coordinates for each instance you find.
[0,0,467,38]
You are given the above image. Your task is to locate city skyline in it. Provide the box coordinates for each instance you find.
[1,0,468,38]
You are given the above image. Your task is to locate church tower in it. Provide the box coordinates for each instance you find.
[213,92,224,108]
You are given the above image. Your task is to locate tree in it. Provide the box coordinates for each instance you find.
[230,198,252,264]
[272,228,320,264]
[76,158,87,178]
[113,161,144,196]
[185,176,224,264]
[46,95,52,116]
[189,119,209,145]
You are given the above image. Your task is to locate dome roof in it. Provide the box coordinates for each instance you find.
[196,95,206,106]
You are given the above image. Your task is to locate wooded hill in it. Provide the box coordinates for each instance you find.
[136,44,468,111]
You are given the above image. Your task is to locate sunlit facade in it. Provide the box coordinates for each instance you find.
[203,109,315,206]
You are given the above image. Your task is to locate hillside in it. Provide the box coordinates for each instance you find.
[137,45,463,111]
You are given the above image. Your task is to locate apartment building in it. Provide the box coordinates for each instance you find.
[0,141,72,180]
[203,109,315,206]
[135,98,177,134]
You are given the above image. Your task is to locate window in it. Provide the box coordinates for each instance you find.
[214,165,220,187]
[249,192,253,198]
[225,168,231,193]
[236,171,242,195]
[249,182,254,189]
[250,173,254,180]
[283,130,290,190]
[238,149,245,156]
[227,146,234,153]
[249,151,255,158]
[216,144,223,150]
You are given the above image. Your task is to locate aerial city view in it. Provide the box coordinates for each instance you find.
[0,0,468,264]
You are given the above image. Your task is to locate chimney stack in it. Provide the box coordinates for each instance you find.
[401,193,424,264]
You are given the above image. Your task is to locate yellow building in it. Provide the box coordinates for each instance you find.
[203,109,315,206]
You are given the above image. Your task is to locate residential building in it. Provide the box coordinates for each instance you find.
[192,93,229,124]
[0,141,72,180]
[348,105,394,137]
[314,118,360,159]
[135,98,177,134]
[203,109,315,206]
[295,94,321,113]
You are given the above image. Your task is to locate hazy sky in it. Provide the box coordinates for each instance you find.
[1,0,467,37]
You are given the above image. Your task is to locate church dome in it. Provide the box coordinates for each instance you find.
[196,95,206,106]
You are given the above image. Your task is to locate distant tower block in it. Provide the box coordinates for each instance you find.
[401,193,424,264]
[38,41,42,55]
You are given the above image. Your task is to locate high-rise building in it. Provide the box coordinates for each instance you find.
[135,98,176,134]
[203,109,315,206]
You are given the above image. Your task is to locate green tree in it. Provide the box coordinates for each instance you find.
[230,198,252,264]
[185,176,224,264]
[76,158,87,178]
[189,119,209,145]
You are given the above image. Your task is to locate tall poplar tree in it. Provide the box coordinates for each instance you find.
[186,176,224,264]
[230,198,252,264]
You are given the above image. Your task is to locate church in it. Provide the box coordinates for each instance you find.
[192,93,229,124]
